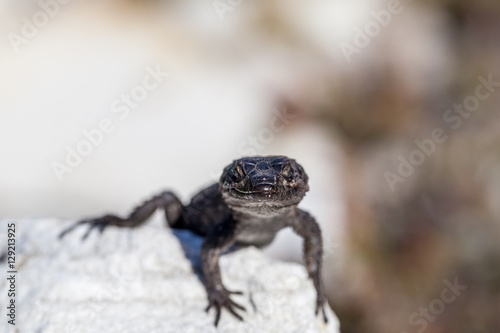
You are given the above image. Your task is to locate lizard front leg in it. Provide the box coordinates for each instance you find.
[291,209,328,323]
[59,191,183,240]
[201,217,246,326]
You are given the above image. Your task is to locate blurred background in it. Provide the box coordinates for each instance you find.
[1,0,499,332]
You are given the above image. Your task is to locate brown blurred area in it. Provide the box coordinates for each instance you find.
[305,1,500,333]
[2,0,500,332]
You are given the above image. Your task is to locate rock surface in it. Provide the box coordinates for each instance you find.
[1,218,340,333]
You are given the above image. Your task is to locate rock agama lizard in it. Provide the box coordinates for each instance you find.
[60,155,328,326]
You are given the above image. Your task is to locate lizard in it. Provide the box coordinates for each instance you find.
[59,155,328,327]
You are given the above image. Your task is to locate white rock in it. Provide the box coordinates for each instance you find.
[1,219,340,333]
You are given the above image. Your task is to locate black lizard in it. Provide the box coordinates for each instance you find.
[59,155,328,326]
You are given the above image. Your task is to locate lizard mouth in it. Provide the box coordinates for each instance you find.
[229,188,277,200]
[228,186,300,203]
[230,188,275,195]
[224,186,303,215]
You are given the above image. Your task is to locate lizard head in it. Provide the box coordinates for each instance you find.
[219,156,309,215]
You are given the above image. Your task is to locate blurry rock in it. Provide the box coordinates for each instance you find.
[0,219,339,333]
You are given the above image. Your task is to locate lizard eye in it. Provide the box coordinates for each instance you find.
[232,165,245,181]
[282,164,293,179]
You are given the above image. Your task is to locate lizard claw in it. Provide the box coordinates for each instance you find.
[59,215,122,240]
[315,294,328,323]
[80,219,108,240]
[227,289,244,295]
[205,287,246,326]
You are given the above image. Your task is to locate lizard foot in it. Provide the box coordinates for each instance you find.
[205,287,246,327]
[59,215,122,240]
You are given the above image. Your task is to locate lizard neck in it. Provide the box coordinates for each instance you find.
[230,203,297,219]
